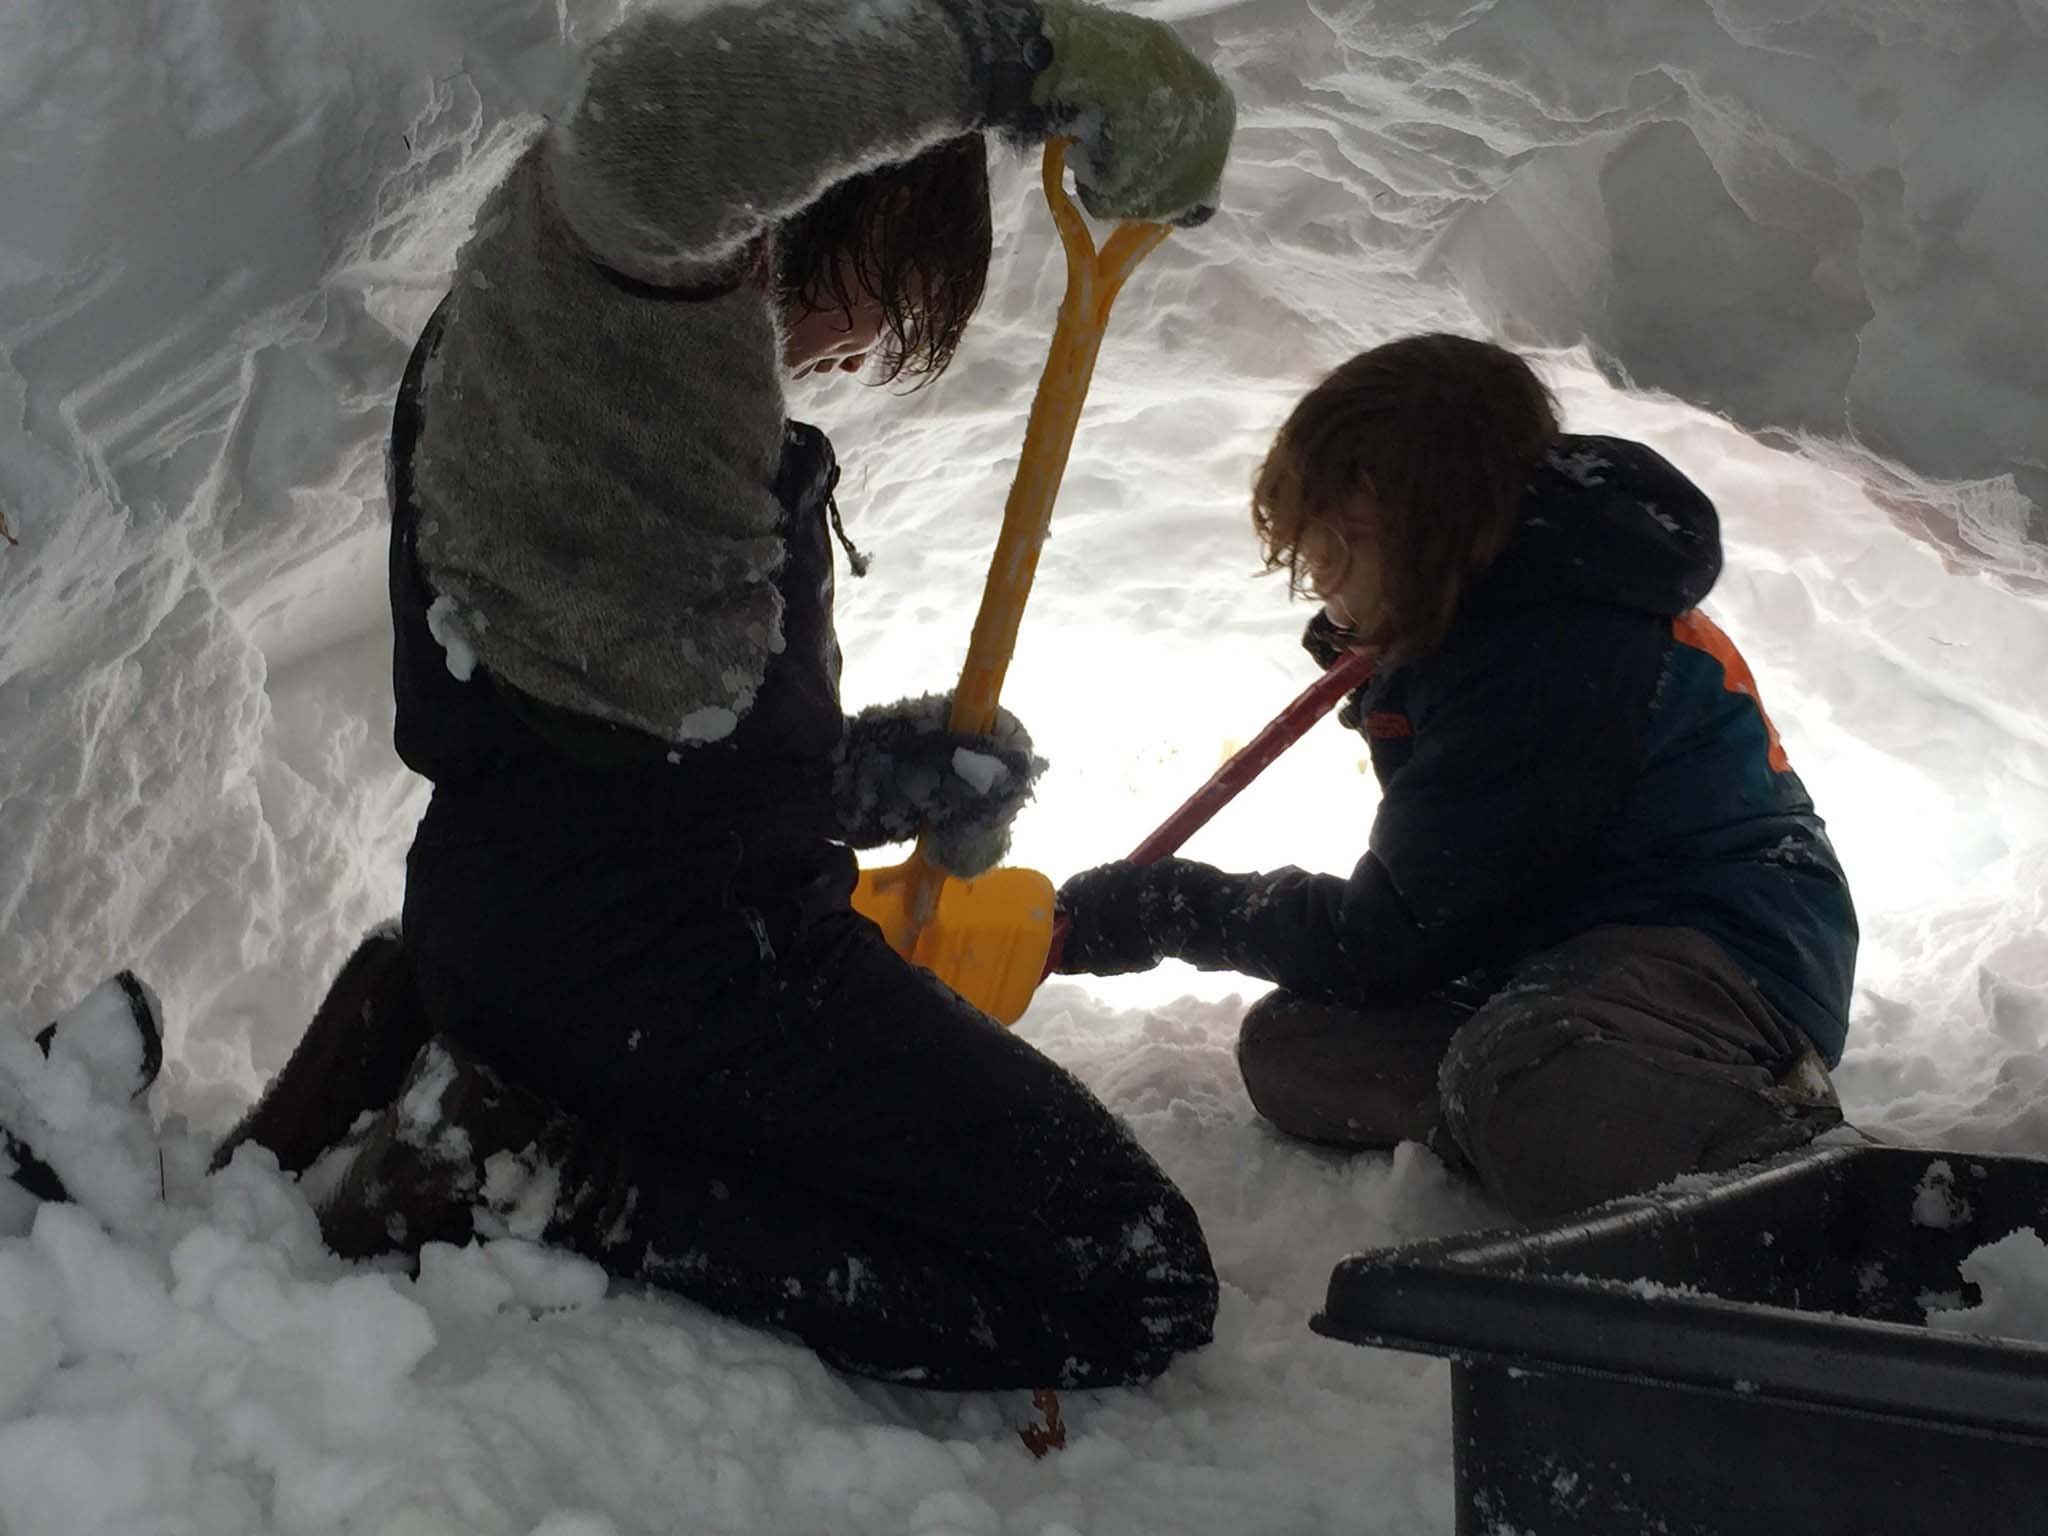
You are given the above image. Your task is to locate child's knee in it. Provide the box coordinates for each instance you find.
[1235,989,1319,1057]
[1437,1011,1622,1217]
[1237,992,1360,1142]
[1438,1006,1835,1221]
[1235,991,1325,1121]
[1239,990,1464,1149]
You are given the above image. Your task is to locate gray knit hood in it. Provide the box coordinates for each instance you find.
[410,0,1034,744]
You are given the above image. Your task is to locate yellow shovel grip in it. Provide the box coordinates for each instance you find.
[895,142,1170,944]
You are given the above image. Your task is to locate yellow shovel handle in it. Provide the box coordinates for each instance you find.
[950,145,1171,736]
[887,141,1170,953]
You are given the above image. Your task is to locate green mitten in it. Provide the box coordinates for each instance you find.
[1030,0,1236,224]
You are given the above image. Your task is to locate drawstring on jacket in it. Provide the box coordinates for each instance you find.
[825,460,871,577]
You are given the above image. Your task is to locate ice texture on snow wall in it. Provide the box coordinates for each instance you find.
[4,0,2045,1090]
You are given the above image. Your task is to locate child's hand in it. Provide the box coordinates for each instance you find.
[1301,609,1371,729]
[1030,1,1236,225]
[1054,860,1161,975]
[1055,856,1230,975]
[1301,608,1363,672]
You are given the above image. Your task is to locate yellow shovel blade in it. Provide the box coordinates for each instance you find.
[852,862,1056,1025]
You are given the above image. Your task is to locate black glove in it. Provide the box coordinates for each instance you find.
[1301,610,1369,732]
[832,694,1045,878]
[1300,608,1359,671]
[1054,856,1233,976]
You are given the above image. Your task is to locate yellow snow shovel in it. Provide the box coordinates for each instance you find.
[850,140,1171,1024]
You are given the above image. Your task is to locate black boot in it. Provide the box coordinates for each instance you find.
[4,971,164,1203]
[212,926,433,1176]
[316,1034,583,1262]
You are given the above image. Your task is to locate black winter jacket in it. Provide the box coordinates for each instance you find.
[1176,436,1859,1064]
[388,304,853,934]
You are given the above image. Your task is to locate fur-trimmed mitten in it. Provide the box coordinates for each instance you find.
[832,693,1046,879]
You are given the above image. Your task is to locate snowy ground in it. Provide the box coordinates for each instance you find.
[4,1,2048,1532]
[1,981,1500,1536]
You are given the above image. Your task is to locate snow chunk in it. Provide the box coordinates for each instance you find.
[42,976,158,1101]
[479,1238,608,1312]
[0,1244,63,1417]
[415,1238,607,1316]
[33,1201,179,1358]
[0,989,162,1234]
[950,747,1009,797]
[414,1240,519,1317]
[229,1270,437,1428]
[1911,1160,1971,1230]
[1925,1228,2048,1345]
[425,594,479,681]
[0,1399,197,1536]
[1546,445,1612,487]
[675,704,740,744]
[478,1149,561,1242]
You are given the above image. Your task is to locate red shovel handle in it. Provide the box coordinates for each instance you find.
[1044,647,1376,975]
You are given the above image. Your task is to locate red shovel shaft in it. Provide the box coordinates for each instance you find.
[1126,649,1377,864]
[1044,647,1376,975]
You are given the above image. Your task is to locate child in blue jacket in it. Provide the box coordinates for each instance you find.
[1054,334,1857,1219]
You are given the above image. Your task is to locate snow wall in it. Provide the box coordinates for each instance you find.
[3,0,2045,1144]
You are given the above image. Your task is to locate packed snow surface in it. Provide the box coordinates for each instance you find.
[5,1,2048,1532]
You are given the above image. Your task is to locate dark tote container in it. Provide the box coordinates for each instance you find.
[1313,1144,2048,1535]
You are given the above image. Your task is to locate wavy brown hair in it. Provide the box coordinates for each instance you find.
[1252,333,1560,661]
[777,134,992,388]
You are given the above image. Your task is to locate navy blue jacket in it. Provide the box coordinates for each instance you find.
[1186,435,1858,1064]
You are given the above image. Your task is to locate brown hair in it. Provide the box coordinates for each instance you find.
[777,135,992,388]
[1251,333,1560,661]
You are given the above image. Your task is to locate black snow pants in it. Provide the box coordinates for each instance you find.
[1235,924,1843,1221]
[400,825,1218,1391]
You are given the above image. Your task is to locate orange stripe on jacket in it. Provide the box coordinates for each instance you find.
[1672,611,1790,772]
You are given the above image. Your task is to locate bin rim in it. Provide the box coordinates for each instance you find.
[1312,1144,2048,1439]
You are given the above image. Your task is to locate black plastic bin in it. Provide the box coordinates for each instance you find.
[1314,1144,2048,1535]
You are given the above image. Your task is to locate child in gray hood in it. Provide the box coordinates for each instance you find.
[216,0,1235,1391]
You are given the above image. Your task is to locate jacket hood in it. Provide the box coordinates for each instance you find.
[1465,434,1722,619]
